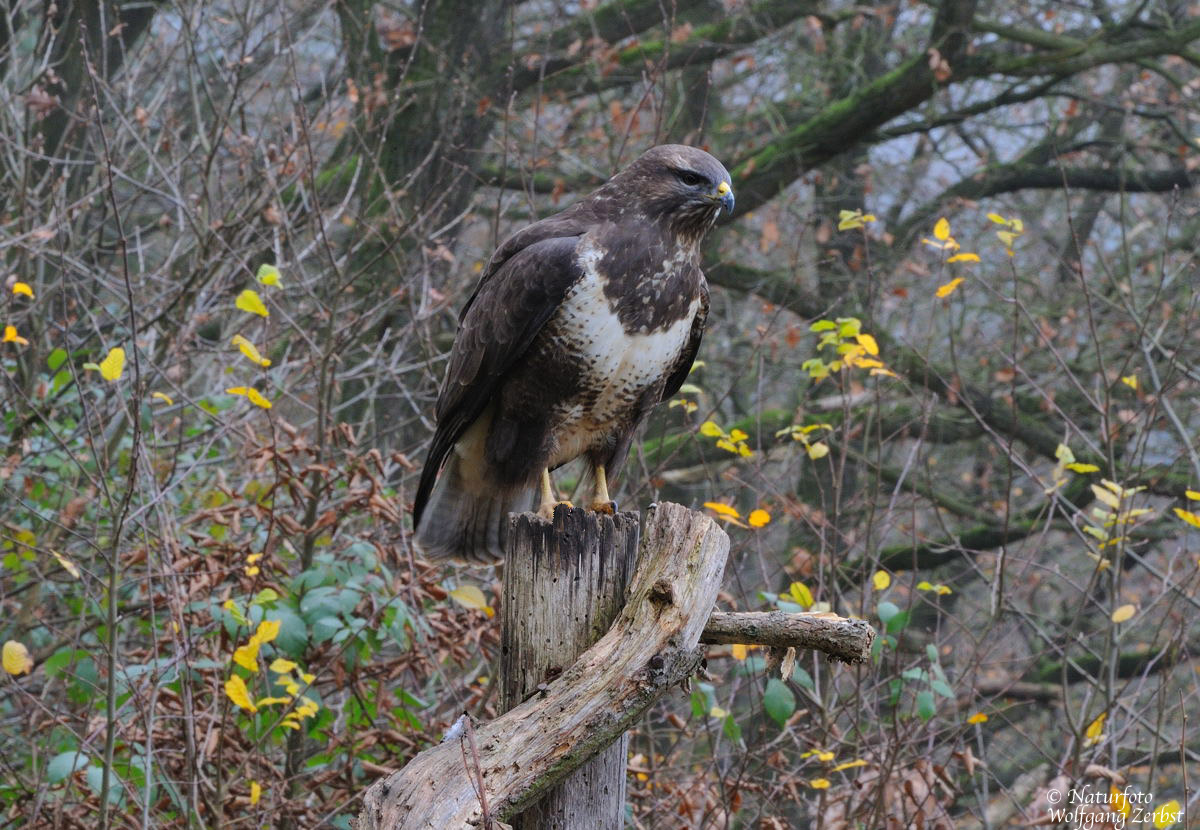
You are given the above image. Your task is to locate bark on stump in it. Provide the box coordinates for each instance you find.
[500,506,640,830]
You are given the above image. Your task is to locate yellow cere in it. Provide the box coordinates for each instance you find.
[717,181,730,196]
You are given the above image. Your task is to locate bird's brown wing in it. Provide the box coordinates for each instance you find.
[457,210,592,322]
[413,235,583,526]
[661,277,709,401]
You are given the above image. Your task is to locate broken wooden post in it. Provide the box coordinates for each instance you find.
[357,503,729,829]
[499,506,640,830]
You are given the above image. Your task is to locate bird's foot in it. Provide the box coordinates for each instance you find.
[537,500,574,520]
[590,500,617,516]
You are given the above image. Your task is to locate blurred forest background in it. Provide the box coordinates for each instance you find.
[2,0,1199,827]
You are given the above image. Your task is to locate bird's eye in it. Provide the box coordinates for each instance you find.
[675,169,706,187]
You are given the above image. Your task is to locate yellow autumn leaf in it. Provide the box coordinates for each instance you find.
[809,778,830,789]
[699,420,723,437]
[703,501,741,519]
[831,759,867,772]
[256,696,293,707]
[296,696,319,717]
[1091,484,1121,510]
[748,508,770,528]
[946,252,980,263]
[1111,604,1135,623]
[11,282,33,298]
[1174,508,1200,529]
[249,780,262,806]
[730,643,748,660]
[1153,799,1181,828]
[935,278,964,298]
[921,236,960,251]
[1066,462,1099,473]
[1111,786,1131,818]
[789,581,814,608]
[255,618,281,643]
[231,335,271,367]
[269,658,298,673]
[2,640,33,675]
[966,712,988,725]
[299,671,315,684]
[151,391,174,405]
[872,570,890,590]
[226,386,273,409]
[51,550,80,578]
[1186,490,1200,501]
[256,264,282,287]
[449,585,495,617]
[806,441,829,460]
[933,217,950,241]
[855,333,879,355]
[224,675,258,712]
[1084,712,1106,746]
[1,325,29,345]
[709,705,728,718]
[235,289,269,317]
[986,212,1007,225]
[233,641,260,672]
[1120,375,1137,390]
[728,428,749,442]
[98,347,125,381]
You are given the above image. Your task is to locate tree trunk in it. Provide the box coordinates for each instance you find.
[500,507,640,830]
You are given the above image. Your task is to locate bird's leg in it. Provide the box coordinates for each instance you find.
[590,464,617,515]
[537,468,573,519]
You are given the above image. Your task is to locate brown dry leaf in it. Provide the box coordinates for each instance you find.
[760,219,780,252]
[26,86,59,120]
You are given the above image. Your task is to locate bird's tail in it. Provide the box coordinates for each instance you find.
[413,453,533,565]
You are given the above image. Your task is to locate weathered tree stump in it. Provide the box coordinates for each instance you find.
[499,506,640,830]
[357,503,729,829]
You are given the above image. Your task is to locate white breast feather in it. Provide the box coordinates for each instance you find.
[548,241,697,463]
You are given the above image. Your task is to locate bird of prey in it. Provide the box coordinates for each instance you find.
[413,145,734,564]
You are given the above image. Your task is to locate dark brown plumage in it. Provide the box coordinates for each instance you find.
[413,145,734,563]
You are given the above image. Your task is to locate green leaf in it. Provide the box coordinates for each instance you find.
[931,679,955,699]
[809,320,837,332]
[791,666,815,690]
[47,348,68,371]
[722,714,742,742]
[252,588,280,606]
[312,615,344,644]
[925,644,939,662]
[47,750,90,783]
[876,601,900,624]
[763,678,796,727]
[85,764,123,804]
[916,690,936,721]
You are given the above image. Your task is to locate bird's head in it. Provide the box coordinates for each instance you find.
[616,144,734,238]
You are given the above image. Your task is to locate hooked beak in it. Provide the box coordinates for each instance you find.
[714,180,735,215]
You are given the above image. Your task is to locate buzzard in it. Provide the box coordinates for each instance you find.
[413,145,734,563]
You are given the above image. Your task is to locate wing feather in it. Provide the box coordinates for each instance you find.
[661,278,709,401]
[414,235,582,525]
